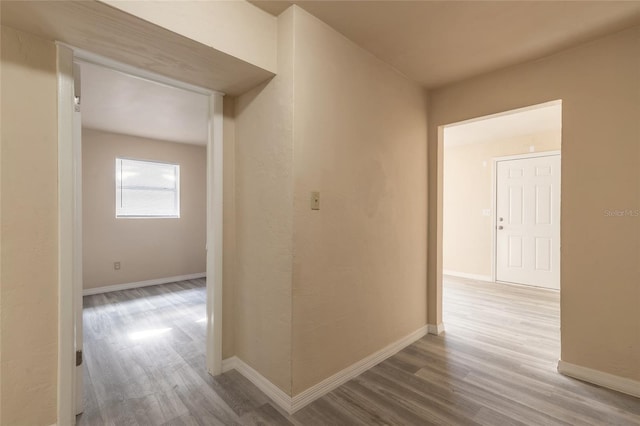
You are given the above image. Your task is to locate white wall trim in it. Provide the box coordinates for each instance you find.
[82,273,206,296]
[493,150,561,163]
[222,325,429,414]
[206,92,224,376]
[56,43,76,426]
[291,325,428,413]
[557,360,640,398]
[427,323,445,335]
[221,356,292,413]
[443,270,492,282]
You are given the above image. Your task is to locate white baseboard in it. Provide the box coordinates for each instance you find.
[427,323,445,335]
[291,324,428,412]
[221,356,292,412]
[557,360,640,398]
[443,270,492,282]
[82,273,206,296]
[222,324,428,414]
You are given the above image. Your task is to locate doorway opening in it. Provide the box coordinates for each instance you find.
[57,46,224,423]
[440,100,562,369]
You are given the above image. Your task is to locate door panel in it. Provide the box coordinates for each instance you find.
[496,155,560,289]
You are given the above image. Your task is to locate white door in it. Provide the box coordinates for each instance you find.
[73,63,84,415]
[496,154,560,289]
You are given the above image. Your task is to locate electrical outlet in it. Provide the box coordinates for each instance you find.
[310,191,320,210]
[114,261,121,270]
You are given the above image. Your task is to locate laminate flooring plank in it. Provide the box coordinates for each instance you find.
[293,395,371,426]
[79,276,640,425]
[159,413,202,426]
[205,369,273,417]
[239,403,296,426]
[360,366,483,424]
[340,377,443,426]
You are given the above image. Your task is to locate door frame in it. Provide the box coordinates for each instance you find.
[491,151,561,284]
[56,44,225,424]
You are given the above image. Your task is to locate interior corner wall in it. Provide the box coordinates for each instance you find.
[443,131,561,278]
[233,7,295,395]
[290,7,429,394]
[82,129,207,290]
[0,25,58,425]
[429,26,640,382]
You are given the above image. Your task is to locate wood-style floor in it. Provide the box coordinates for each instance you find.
[79,276,640,425]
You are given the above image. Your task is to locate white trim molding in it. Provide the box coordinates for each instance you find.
[427,323,445,335]
[56,43,76,426]
[443,270,492,282]
[222,325,429,414]
[221,357,292,412]
[82,273,206,296]
[206,92,225,376]
[557,360,640,398]
[291,325,429,412]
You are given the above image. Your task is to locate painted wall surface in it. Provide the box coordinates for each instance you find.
[233,8,295,394]
[82,129,206,289]
[443,131,561,278]
[102,0,277,73]
[429,26,640,381]
[0,26,58,425]
[290,8,428,394]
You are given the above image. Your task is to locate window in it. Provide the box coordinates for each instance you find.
[115,158,180,218]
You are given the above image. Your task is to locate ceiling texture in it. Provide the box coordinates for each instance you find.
[249,0,640,88]
[444,102,562,147]
[80,1,640,144]
[81,62,209,145]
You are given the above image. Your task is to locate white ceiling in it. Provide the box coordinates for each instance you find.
[81,62,209,145]
[250,1,640,88]
[444,102,562,147]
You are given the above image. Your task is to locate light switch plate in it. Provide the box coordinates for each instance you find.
[311,191,320,210]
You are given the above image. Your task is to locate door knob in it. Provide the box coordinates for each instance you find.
[498,225,504,230]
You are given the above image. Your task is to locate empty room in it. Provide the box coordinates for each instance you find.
[78,61,215,422]
[1,1,639,425]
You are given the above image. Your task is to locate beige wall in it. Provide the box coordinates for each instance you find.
[429,26,640,381]
[232,6,429,396]
[0,26,58,425]
[290,8,428,394]
[233,8,295,394]
[82,129,206,289]
[101,0,277,73]
[443,131,561,277]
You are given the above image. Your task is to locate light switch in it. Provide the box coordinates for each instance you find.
[310,191,320,210]
[482,209,491,217]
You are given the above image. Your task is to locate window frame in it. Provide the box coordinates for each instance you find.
[115,157,181,219]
